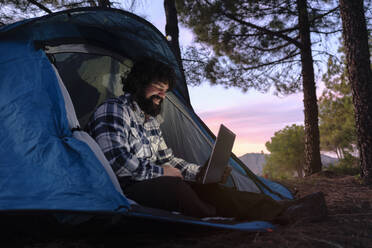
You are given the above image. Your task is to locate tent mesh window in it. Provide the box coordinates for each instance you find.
[52,52,132,127]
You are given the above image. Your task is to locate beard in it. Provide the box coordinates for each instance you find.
[136,93,163,117]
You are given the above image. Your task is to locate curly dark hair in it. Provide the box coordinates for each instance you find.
[122,57,176,95]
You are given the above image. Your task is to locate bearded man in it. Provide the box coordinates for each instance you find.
[86,58,327,222]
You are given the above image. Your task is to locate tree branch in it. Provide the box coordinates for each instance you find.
[27,0,52,14]
[223,12,302,48]
[182,58,208,64]
[202,0,301,48]
[87,0,98,7]
[310,29,342,34]
[240,40,297,52]
[309,6,339,24]
[241,52,301,70]
[273,7,340,35]
[312,49,340,59]
[61,1,88,8]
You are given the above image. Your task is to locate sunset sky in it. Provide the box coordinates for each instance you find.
[135,2,324,156]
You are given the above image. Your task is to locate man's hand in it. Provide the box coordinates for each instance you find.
[163,165,184,179]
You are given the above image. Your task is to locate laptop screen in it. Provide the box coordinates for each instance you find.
[202,124,236,184]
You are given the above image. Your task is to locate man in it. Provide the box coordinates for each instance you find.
[86,58,327,222]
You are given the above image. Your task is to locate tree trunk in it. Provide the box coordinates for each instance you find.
[297,0,322,176]
[97,0,111,8]
[164,0,183,70]
[339,0,372,185]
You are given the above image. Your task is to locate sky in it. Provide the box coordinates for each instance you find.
[134,1,323,157]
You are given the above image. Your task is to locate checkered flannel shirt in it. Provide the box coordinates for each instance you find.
[86,93,200,182]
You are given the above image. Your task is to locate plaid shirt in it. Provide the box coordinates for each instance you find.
[86,93,200,182]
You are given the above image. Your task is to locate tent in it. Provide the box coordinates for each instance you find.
[0,7,293,232]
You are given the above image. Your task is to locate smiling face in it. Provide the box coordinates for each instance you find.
[136,81,169,117]
[144,82,169,106]
[122,58,175,117]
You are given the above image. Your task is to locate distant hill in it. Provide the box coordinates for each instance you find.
[238,153,338,176]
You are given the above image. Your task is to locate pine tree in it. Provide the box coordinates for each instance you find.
[177,0,340,176]
[264,124,305,178]
[339,0,372,184]
[319,53,356,159]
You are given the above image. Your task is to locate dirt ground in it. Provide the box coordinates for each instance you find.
[3,172,372,248]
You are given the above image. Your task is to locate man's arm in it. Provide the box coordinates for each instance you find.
[89,100,165,181]
[155,131,200,181]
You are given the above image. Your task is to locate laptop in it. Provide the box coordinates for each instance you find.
[201,124,236,184]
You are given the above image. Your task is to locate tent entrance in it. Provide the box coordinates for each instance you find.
[46,44,266,193]
[45,44,133,127]
[45,43,292,197]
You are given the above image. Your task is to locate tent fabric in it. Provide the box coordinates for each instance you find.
[52,64,124,195]
[257,177,294,200]
[0,40,129,212]
[0,8,190,106]
[0,8,294,231]
[125,211,276,231]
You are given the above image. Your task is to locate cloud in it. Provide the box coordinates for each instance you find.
[197,100,304,154]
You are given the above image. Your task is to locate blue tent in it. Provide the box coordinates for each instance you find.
[0,8,293,231]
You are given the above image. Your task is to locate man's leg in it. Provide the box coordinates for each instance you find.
[122,176,216,218]
[189,183,286,221]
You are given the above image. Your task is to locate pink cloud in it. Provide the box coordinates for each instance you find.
[197,102,304,154]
